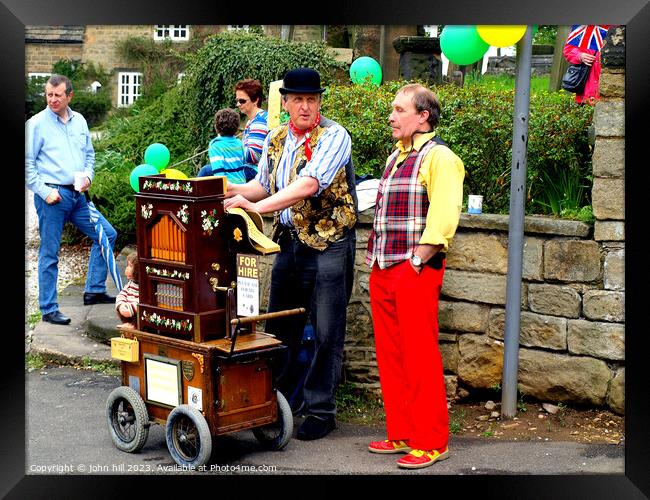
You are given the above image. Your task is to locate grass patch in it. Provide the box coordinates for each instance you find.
[25,352,46,371]
[449,408,466,434]
[24,352,120,377]
[335,382,385,425]
[27,312,42,329]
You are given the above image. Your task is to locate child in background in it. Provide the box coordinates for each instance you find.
[197,108,246,184]
[116,252,139,329]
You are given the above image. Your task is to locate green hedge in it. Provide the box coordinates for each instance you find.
[323,81,593,215]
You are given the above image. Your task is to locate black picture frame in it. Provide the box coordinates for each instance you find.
[7,0,649,497]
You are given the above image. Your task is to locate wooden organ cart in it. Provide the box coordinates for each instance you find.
[105,174,302,467]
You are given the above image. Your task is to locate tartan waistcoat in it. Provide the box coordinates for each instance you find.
[267,117,357,251]
[366,139,440,269]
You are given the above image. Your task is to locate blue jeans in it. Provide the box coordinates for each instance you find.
[34,187,117,315]
[265,229,356,419]
[197,165,213,177]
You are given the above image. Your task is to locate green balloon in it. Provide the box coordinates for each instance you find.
[440,25,490,66]
[350,56,382,86]
[130,163,159,192]
[144,143,171,171]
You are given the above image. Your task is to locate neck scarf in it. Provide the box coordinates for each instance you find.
[288,112,321,161]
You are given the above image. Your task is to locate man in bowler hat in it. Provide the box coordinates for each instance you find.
[225,67,357,440]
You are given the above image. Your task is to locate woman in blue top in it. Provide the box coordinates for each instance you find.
[197,108,246,184]
[234,79,269,181]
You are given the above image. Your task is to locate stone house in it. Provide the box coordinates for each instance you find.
[25,25,359,109]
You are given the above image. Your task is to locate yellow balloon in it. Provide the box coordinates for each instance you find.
[161,168,188,180]
[477,25,527,47]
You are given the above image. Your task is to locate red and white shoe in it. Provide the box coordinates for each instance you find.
[368,439,411,454]
[397,447,449,469]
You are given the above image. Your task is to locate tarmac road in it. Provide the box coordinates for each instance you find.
[25,366,625,477]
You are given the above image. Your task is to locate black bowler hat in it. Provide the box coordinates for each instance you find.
[279,67,326,94]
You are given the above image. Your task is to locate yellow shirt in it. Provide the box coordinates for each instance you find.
[390,131,465,251]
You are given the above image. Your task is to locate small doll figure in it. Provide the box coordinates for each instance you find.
[116,252,139,330]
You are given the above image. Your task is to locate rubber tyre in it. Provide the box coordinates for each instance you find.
[252,391,293,450]
[106,386,150,453]
[165,404,212,468]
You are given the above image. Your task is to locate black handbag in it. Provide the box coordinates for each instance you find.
[561,63,591,94]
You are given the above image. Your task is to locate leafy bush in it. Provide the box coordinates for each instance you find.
[181,30,346,151]
[323,81,593,215]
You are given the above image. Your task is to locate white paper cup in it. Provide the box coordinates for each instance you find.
[74,172,86,191]
[468,195,483,214]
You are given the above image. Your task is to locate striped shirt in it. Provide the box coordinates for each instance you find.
[208,135,246,184]
[255,119,352,226]
[25,106,95,201]
[243,109,268,166]
[115,281,139,317]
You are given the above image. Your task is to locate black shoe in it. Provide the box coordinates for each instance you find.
[83,292,116,305]
[42,311,71,325]
[296,415,336,441]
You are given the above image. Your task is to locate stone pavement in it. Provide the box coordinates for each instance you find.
[28,248,130,366]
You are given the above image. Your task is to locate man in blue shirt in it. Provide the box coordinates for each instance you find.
[26,74,117,325]
[224,68,357,441]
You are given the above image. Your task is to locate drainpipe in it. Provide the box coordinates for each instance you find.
[501,25,533,419]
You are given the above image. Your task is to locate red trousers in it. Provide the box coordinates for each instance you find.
[369,260,449,451]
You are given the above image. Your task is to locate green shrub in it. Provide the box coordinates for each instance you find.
[181,30,346,154]
[323,81,593,215]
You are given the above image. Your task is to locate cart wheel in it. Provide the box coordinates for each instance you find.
[106,386,150,453]
[252,391,293,450]
[165,405,212,468]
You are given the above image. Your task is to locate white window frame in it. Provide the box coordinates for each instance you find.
[227,25,249,31]
[28,72,51,80]
[154,25,189,41]
[177,72,186,84]
[118,71,143,107]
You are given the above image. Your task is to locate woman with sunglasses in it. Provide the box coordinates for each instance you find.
[234,79,269,181]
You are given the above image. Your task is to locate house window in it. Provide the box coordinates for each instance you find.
[118,72,142,107]
[28,72,51,81]
[227,25,249,31]
[154,25,189,41]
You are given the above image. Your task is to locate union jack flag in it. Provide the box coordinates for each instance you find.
[566,25,612,52]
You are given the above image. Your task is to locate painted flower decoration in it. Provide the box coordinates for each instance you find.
[140,203,153,219]
[201,208,220,235]
[176,204,189,224]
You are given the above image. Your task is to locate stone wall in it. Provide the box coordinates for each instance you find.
[25,44,83,73]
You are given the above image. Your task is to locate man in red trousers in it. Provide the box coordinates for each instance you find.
[366,84,464,469]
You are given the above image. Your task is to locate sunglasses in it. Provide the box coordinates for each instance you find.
[236,98,249,105]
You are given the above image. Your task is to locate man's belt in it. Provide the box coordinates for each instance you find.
[277,224,300,241]
[45,183,75,191]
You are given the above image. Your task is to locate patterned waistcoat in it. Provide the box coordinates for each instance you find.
[366,138,442,269]
[267,117,357,251]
